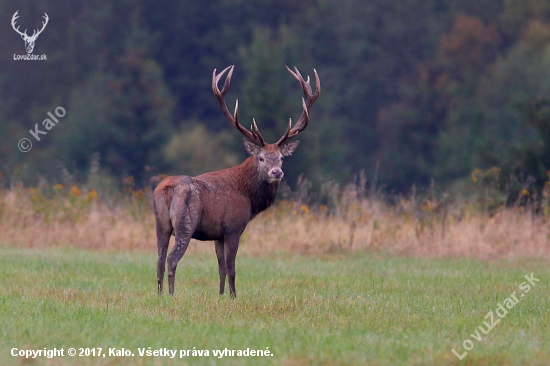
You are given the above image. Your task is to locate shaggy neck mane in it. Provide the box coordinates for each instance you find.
[231,156,279,218]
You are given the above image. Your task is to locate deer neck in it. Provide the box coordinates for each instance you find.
[235,156,279,218]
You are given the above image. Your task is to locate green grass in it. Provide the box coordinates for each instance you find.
[0,247,548,365]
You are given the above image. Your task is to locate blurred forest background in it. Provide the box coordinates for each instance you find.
[1,0,550,196]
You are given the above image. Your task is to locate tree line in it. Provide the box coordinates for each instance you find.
[1,0,550,195]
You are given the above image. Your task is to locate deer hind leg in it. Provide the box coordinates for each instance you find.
[215,240,226,295]
[224,235,240,299]
[153,192,172,295]
[156,222,171,294]
[167,207,195,295]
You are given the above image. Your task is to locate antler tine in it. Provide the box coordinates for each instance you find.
[233,99,239,124]
[278,118,293,144]
[277,67,320,146]
[276,98,309,144]
[212,65,234,98]
[11,11,19,25]
[212,66,265,146]
[11,11,26,36]
[287,98,310,139]
[251,119,266,146]
[35,13,49,36]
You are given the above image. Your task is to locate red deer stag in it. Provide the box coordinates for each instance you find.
[153,65,320,297]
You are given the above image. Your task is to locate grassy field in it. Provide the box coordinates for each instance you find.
[0,247,548,365]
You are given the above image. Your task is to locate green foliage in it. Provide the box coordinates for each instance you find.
[473,21,550,198]
[164,122,240,177]
[54,23,175,183]
[239,25,297,143]
[3,0,550,191]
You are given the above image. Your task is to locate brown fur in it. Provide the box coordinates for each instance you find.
[154,145,289,297]
[154,65,319,297]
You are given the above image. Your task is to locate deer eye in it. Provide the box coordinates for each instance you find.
[280,156,284,161]
[258,157,264,162]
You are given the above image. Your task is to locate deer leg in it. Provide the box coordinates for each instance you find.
[224,235,240,299]
[167,233,191,295]
[156,224,171,294]
[167,212,193,295]
[215,240,226,295]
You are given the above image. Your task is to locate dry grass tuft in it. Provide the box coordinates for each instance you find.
[1,184,549,260]
[245,198,550,260]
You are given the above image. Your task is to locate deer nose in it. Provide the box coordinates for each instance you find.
[270,168,284,180]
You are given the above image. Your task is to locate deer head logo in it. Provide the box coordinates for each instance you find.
[11,11,49,54]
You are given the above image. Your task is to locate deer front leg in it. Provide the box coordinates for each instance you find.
[215,240,226,295]
[224,235,240,299]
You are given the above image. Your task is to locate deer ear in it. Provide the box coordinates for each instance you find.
[280,140,299,156]
[243,138,261,155]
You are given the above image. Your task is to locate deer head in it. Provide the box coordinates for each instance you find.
[12,11,49,54]
[212,65,320,183]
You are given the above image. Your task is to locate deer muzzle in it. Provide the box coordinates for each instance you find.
[268,167,284,182]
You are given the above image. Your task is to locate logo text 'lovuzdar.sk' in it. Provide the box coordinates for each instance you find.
[12,10,48,60]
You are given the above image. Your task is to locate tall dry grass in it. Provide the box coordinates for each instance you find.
[0,181,549,260]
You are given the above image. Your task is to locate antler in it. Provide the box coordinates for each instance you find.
[276,66,320,146]
[30,13,49,40]
[11,11,27,37]
[212,65,266,147]
[11,11,48,40]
